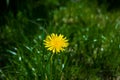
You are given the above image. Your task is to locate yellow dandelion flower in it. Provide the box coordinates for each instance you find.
[44,33,69,53]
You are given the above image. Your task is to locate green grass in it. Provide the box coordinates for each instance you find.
[0,0,120,80]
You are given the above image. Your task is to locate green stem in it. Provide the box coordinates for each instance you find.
[50,53,54,80]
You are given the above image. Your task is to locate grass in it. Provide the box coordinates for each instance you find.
[0,0,120,80]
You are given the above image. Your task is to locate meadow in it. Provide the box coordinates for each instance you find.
[0,0,120,80]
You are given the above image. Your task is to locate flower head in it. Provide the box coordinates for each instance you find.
[44,33,69,53]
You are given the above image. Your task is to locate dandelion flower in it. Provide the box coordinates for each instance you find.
[44,33,69,53]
